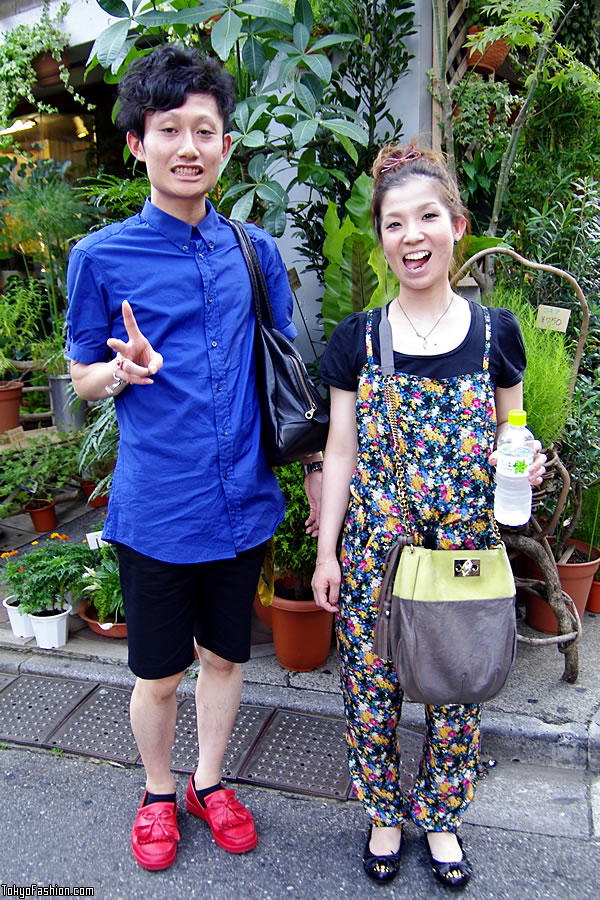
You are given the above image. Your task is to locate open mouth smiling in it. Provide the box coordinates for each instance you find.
[172,165,203,176]
[403,250,431,271]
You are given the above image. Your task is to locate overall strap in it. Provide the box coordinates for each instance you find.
[482,305,492,372]
[378,305,395,376]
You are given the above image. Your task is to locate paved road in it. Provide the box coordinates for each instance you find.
[1,745,599,899]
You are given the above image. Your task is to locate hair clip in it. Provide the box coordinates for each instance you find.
[380,150,422,173]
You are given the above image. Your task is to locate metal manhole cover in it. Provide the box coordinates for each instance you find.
[48,685,139,763]
[171,701,274,777]
[0,674,94,744]
[0,674,15,693]
[238,709,350,798]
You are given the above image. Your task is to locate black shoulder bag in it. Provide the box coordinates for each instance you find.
[229,219,329,466]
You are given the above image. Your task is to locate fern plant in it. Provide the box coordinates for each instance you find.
[485,284,572,448]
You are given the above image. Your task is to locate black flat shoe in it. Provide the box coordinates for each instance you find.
[362,825,403,884]
[425,832,472,890]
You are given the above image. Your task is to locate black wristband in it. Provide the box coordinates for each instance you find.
[302,461,323,476]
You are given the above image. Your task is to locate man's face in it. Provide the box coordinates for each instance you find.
[127,93,232,222]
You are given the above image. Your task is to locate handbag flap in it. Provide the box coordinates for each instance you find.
[393,545,515,603]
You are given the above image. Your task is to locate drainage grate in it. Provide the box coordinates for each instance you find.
[0,674,93,744]
[48,685,139,763]
[238,709,351,799]
[171,700,274,777]
[0,674,15,694]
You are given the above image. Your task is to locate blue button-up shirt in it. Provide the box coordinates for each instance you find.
[66,199,296,563]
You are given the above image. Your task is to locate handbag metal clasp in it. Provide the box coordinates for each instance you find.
[454,558,480,577]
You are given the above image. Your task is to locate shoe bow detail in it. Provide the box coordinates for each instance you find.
[205,790,253,830]
[135,805,180,845]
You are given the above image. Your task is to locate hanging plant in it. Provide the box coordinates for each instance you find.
[0,1,92,133]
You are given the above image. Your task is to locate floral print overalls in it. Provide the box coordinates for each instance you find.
[337,305,499,831]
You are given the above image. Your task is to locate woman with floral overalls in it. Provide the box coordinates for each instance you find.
[312,144,545,890]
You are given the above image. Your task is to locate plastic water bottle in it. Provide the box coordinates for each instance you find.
[494,409,535,526]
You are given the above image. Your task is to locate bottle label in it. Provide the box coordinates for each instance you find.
[496,455,532,477]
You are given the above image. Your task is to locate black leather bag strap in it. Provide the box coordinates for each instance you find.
[228,219,275,329]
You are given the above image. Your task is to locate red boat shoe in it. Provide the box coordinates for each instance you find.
[185,777,257,853]
[131,794,180,871]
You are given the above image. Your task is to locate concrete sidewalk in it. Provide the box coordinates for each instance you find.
[1,505,600,898]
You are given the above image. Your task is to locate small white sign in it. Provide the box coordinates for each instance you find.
[536,304,571,332]
[86,531,107,549]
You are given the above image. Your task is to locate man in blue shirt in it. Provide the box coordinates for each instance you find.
[67,44,322,871]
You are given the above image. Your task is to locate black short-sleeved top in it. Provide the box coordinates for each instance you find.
[320,300,525,391]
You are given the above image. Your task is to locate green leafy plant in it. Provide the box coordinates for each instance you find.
[0,275,48,375]
[3,534,93,614]
[556,373,600,543]
[78,398,119,496]
[0,432,81,516]
[484,283,572,449]
[0,156,96,335]
[289,0,415,279]
[321,171,398,339]
[0,1,91,134]
[273,461,317,600]
[86,0,368,236]
[81,543,124,623]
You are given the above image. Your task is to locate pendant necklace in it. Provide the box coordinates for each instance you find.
[396,294,455,350]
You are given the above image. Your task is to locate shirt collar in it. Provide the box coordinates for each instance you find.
[140,198,220,253]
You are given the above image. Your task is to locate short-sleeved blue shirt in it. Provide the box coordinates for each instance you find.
[66,199,297,564]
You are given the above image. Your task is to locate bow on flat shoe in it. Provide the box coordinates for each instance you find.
[131,795,180,871]
[186,777,257,853]
[362,825,403,883]
[425,832,472,890]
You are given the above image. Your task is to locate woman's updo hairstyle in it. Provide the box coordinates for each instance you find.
[371,142,468,240]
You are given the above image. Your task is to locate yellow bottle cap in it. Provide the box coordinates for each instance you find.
[508,409,527,427]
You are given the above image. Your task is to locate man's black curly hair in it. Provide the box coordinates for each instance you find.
[115,44,236,139]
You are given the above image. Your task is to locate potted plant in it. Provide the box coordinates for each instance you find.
[2,534,92,648]
[270,462,332,671]
[78,542,125,637]
[77,398,119,506]
[0,275,53,432]
[465,0,510,75]
[0,1,90,133]
[0,154,96,430]
[0,431,82,530]
[484,283,572,452]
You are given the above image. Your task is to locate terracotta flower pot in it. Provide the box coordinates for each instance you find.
[271,593,333,671]
[253,591,273,630]
[466,26,510,75]
[77,598,127,638]
[80,480,109,508]
[586,579,600,614]
[33,50,69,86]
[0,380,23,434]
[26,499,57,533]
[525,539,600,633]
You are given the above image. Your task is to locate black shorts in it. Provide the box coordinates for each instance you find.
[116,541,268,680]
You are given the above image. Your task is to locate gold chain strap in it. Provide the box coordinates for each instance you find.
[383,375,412,532]
[383,374,503,546]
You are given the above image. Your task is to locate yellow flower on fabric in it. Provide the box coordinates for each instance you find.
[462,390,476,407]
[461,436,477,455]
[410,474,425,492]
[438,726,451,740]
[367,421,378,440]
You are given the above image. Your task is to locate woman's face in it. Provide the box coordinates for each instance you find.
[378,177,466,293]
